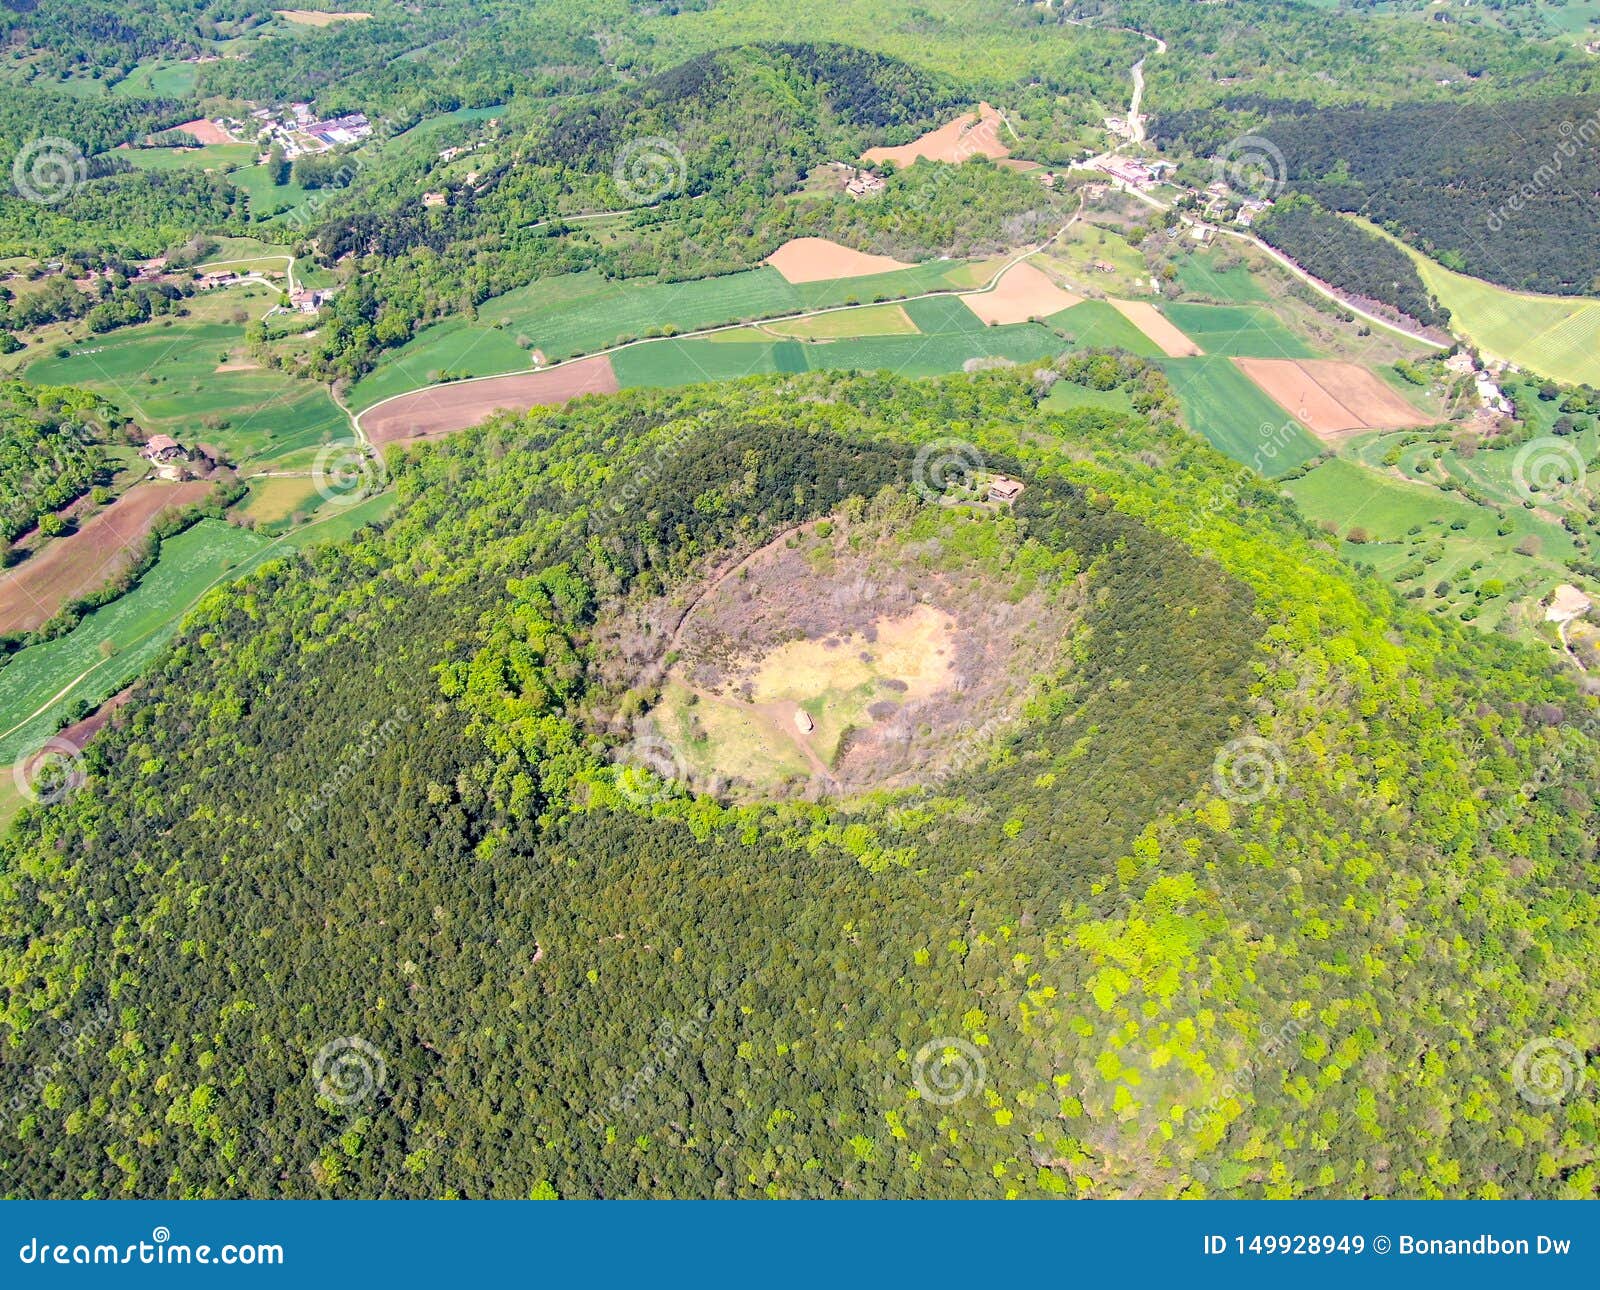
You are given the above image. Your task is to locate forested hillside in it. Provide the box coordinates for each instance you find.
[2,370,1595,1198]
[1253,195,1450,330]
[1154,93,1600,296]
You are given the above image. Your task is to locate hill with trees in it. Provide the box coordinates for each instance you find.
[2,367,1595,1198]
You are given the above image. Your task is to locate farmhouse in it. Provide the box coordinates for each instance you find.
[988,476,1024,503]
[1098,157,1154,188]
[141,434,183,462]
[289,288,332,313]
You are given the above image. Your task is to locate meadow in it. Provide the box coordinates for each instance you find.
[1282,455,1579,631]
[0,495,394,769]
[1356,217,1600,385]
[23,288,351,469]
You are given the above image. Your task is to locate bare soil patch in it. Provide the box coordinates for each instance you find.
[274,9,371,25]
[862,102,1011,167]
[1234,357,1426,440]
[602,503,1079,799]
[171,119,232,146]
[1109,299,1203,357]
[363,356,620,445]
[0,481,213,635]
[764,237,914,284]
[961,261,1081,325]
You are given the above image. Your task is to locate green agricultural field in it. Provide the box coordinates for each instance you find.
[227,163,317,218]
[0,494,394,769]
[1356,217,1600,385]
[613,319,1063,389]
[766,303,917,339]
[110,59,198,99]
[1160,355,1322,475]
[122,144,257,173]
[903,294,990,334]
[1173,248,1270,303]
[24,297,351,467]
[1052,300,1164,358]
[1161,303,1314,359]
[349,261,978,410]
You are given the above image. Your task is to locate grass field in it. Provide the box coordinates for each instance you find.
[347,261,979,410]
[1161,303,1314,359]
[1174,248,1270,303]
[1160,356,1322,475]
[227,163,317,218]
[112,59,198,98]
[123,144,256,172]
[1051,300,1165,357]
[1040,382,1135,415]
[1355,217,1600,385]
[0,494,394,769]
[23,292,351,467]
[1283,456,1579,630]
[765,303,917,339]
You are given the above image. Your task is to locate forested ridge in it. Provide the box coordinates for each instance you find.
[1,370,1595,1198]
[1252,195,1450,330]
[1153,92,1600,296]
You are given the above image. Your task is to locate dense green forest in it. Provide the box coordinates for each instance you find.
[2,369,1595,1198]
[1252,195,1450,330]
[1153,92,1600,296]
[0,379,116,545]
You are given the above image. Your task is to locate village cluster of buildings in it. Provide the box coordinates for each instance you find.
[247,103,373,159]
